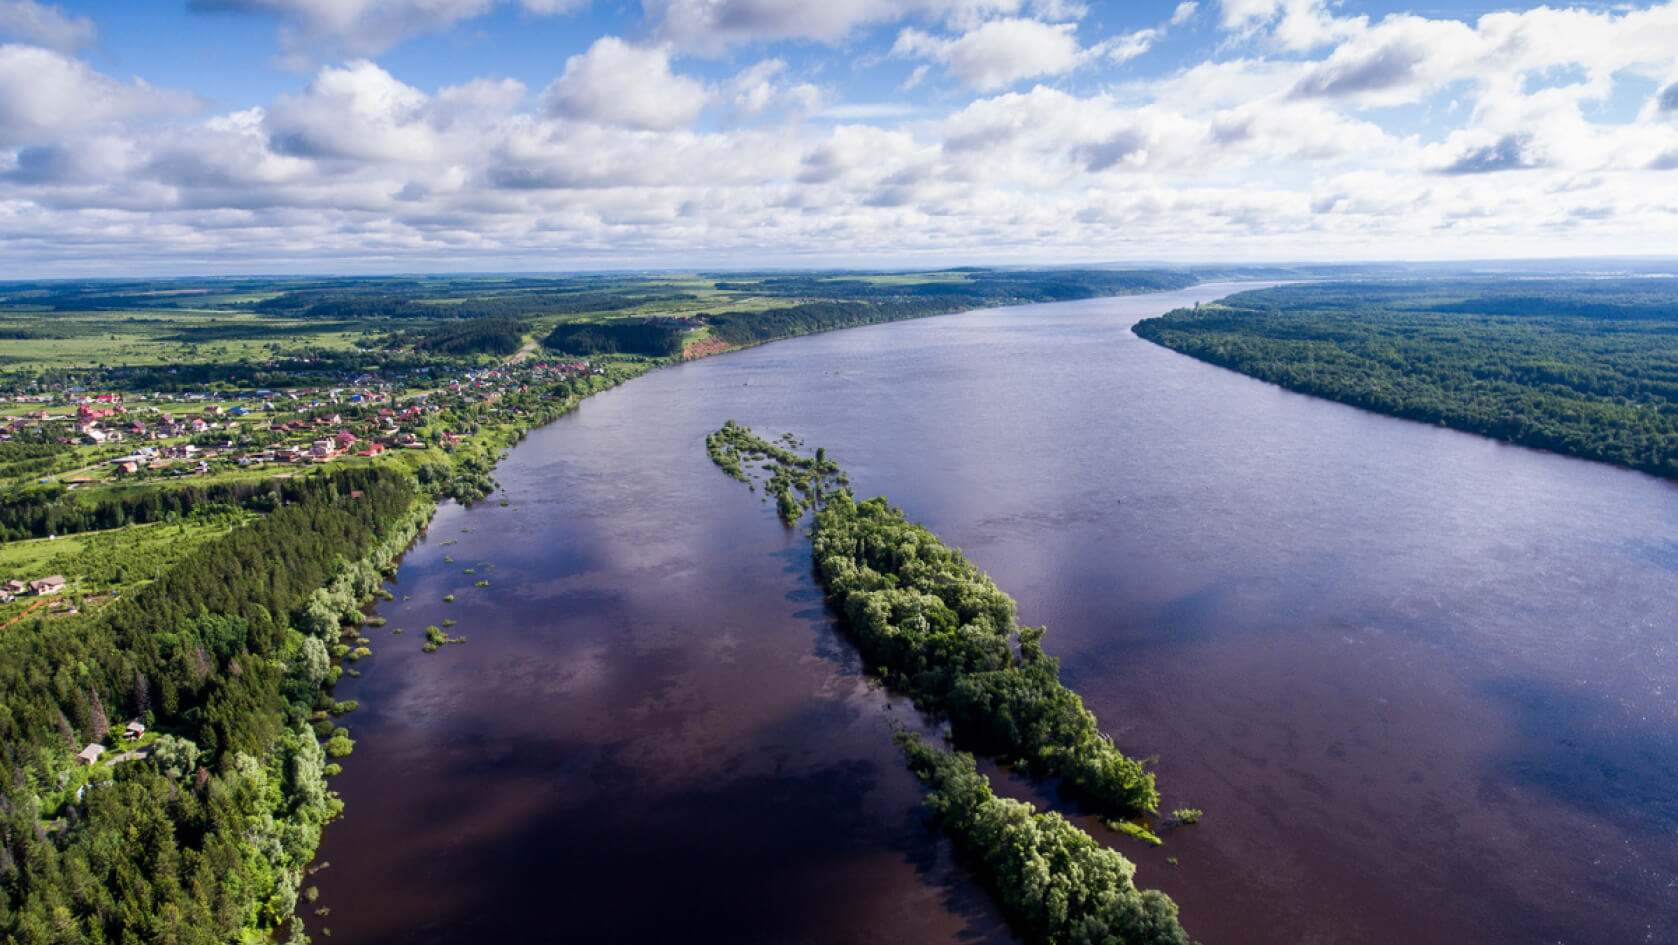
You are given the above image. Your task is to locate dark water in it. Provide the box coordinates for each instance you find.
[314,285,1678,945]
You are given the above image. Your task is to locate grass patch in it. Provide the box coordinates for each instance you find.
[1108,819,1163,847]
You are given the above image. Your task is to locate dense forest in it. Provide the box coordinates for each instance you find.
[0,480,290,542]
[389,315,530,356]
[543,321,686,357]
[706,298,966,347]
[0,466,427,943]
[1133,279,1678,479]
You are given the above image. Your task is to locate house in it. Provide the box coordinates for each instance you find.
[76,744,105,765]
[29,575,66,595]
[124,720,145,741]
[1,579,26,597]
[117,461,138,475]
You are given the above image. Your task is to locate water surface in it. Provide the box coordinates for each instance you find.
[316,285,1678,945]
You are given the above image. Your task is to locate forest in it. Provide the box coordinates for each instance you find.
[542,321,687,357]
[1132,279,1678,479]
[388,315,530,356]
[0,465,426,944]
[0,479,288,542]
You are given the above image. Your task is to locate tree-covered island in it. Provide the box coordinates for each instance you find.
[705,422,1189,945]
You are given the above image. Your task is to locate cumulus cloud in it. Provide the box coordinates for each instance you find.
[1216,0,1359,51]
[892,14,1164,90]
[0,0,94,51]
[1291,38,1426,98]
[539,37,712,130]
[7,0,1678,273]
[1435,134,1543,175]
[646,0,1045,51]
[722,59,824,121]
[190,0,582,61]
[0,44,201,147]
[893,18,1085,90]
[265,60,439,162]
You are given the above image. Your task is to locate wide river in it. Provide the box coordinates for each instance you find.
[314,284,1678,945]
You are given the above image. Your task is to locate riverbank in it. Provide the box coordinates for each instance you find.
[1132,279,1678,481]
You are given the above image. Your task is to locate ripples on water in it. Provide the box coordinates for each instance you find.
[313,285,1678,945]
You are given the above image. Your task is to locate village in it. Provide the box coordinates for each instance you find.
[0,357,600,483]
[0,353,607,622]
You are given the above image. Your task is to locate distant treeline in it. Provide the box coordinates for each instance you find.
[389,315,529,356]
[712,269,1196,303]
[542,273,1205,358]
[29,350,424,394]
[710,299,968,346]
[693,270,1199,351]
[1133,279,1678,479]
[542,321,686,357]
[0,466,421,943]
[255,289,695,321]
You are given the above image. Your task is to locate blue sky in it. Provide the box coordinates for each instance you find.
[2,0,1676,274]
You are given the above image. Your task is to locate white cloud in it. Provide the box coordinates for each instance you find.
[539,37,712,131]
[893,18,1089,90]
[1170,2,1197,28]
[7,1,1678,272]
[647,0,1030,51]
[0,44,201,148]
[0,0,94,51]
[819,103,922,121]
[264,60,439,162]
[1102,27,1157,64]
[722,59,825,121]
[189,0,584,61]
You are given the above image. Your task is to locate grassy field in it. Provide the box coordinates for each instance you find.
[0,516,247,626]
[0,310,372,370]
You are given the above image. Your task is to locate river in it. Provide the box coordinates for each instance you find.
[313,284,1678,945]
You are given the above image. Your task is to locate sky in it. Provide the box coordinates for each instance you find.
[2,0,1677,275]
